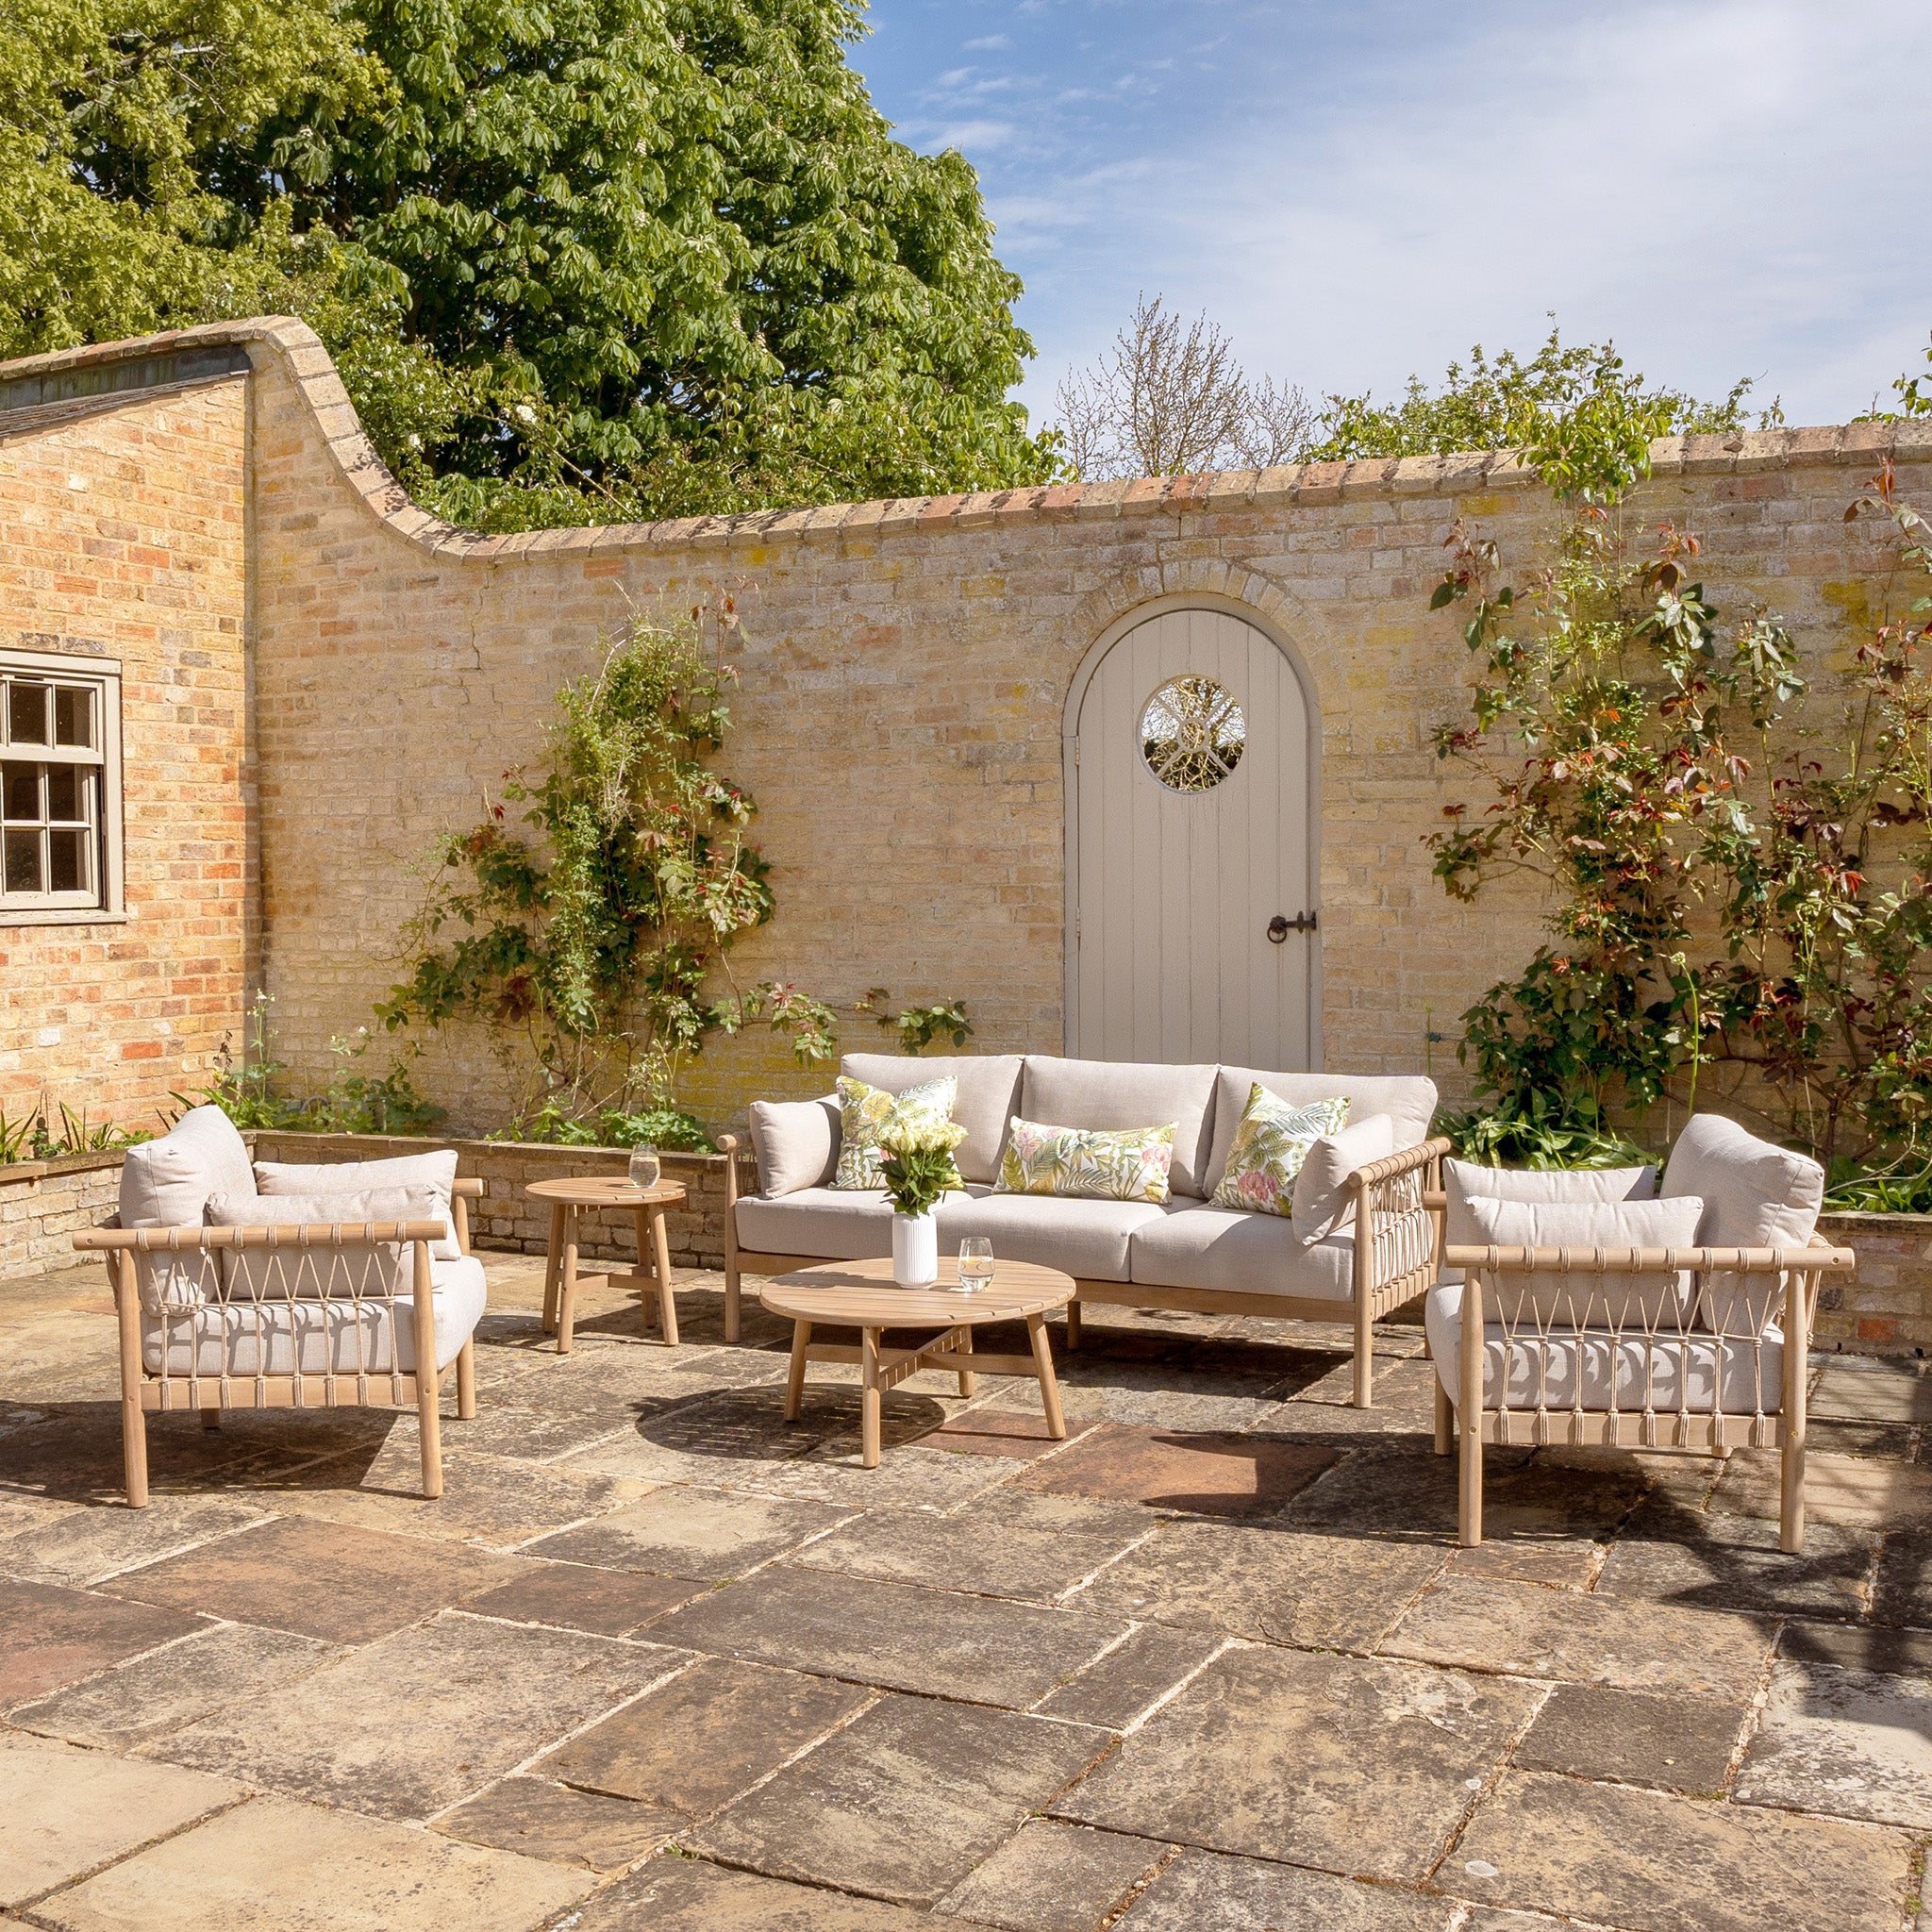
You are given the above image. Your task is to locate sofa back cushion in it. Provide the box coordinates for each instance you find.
[841,1053,1022,1186]
[1204,1069,1436,1196]
[1661,1113,1824,1334]
[1021,1058,1219,1199]
[1461,1194,1704,1327]
[118,1105,257,1310]
[1441,1159,1657,1284]
[1291,1113,1399,1245]
[748,1095,841,1197]
[256,1151,460,1259]
[206,1185,440,1301]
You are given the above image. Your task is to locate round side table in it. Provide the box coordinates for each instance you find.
[526,1175,688,1352]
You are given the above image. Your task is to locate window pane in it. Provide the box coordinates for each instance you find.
[2,761,39,822]
[8,682,48,745]
[54,686,93,748]
[45,765,83,822]
[47,826,87,893]
[4,829,42,893]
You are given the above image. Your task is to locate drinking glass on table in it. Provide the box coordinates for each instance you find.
[958,1238,994,1293]
[627,1144,661,1190]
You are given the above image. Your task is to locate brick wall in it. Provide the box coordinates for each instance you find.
[0,372,252,1136]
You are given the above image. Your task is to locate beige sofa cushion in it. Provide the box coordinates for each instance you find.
[1427,1282,1781,1418]
[1021,1057,1219,1198]
[1291,1114,1398,1245]
[117,1105,258,1310]
[936,1189,1165,1283]
[1204,1070,1437,1195]
[1441,1159,1657,1285]
[841,1053,1022,1186]
[1460,1195,1703,1328]
[748,1095,840,1196]
[1127,1203,1356,1302]
[257,1150,460,1259]
[735,1187,896,1260]
[207,1186,444,1301]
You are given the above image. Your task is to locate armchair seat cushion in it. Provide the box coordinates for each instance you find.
[141,1256,487,1378]
[1426,1282,1782,1418]
[1128,1203,1355,1301]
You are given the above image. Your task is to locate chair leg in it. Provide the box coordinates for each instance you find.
[724,1253,741,1346]
[1353,1296,1374,1407]
[1458,1415,1483,1546]
[785,1319,810,1422]
[456,1339,477,1421]
[1064,1299,1081,1351]
[650,1206,678,1346]
[1434,1378,1454,1457]
[122,1400,149,1509]
[114,1253,148,1507]
[200,1407,222,1432]
[1781,1426,1807,1555]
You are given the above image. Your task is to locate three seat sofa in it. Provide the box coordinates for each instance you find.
[719,1053,1447,1406]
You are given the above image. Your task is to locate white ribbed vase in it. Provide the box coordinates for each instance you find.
[891,1211,939,1288]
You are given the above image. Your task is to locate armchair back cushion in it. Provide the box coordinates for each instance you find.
[1291,1113,1399,1244]
[256,1151,460,1258]
[1022,1058,1219,1198]
[1661,1113,1824,1333]
[841,1054,1023,1186]
[1461,1194,1705,1327]
[207,1186,440,1301]
[1441,1160,1657,1285]
[117,1105,257,1310]
[748,1095,840,1197]
[1204,1070,1437,1196]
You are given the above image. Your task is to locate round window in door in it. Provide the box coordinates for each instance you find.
[1139,674,1245,792]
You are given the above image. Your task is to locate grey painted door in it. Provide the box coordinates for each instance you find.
[1069,608,1314,1067]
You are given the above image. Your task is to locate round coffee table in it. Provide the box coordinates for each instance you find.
[526,1175,687,1352]
[759,1257,1074,1469]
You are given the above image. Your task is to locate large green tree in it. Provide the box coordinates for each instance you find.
[1,0,1057,525]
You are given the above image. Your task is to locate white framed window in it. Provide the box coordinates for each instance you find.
[0,649,122,922]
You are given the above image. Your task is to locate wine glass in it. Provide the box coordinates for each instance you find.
[627,1144,661,1191]
[957,1237,994,1294]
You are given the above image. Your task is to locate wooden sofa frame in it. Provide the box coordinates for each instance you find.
[1434,1233,1857,1553]
[715,1135,1450,1407]
[74,1176,486,1507]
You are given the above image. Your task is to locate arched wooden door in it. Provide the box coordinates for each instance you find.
[1066,606,1317,1068]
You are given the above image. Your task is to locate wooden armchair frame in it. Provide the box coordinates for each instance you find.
[74,1177,486,1507]
[716,1134,1450,1407]
[1436,1234,1857,1553]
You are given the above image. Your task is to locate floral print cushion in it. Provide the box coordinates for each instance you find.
[833,1074,960,1191]
[995,1115,1176,1204]
[1211,1087,1350,1216]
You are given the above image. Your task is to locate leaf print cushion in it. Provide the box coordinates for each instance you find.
[994,1116,1176,1204]
[1211,1087,1350,1216]
[833,1074,960,1191]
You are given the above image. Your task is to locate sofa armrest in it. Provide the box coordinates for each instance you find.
[1347,1137,1450,1307]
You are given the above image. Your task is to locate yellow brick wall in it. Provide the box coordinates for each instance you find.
[0,375,252,1136]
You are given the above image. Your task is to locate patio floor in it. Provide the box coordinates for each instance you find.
[2,1253,1929,1931]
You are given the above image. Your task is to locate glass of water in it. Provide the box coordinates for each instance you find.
[627,1144,661,1191]
[958,1237,994,1293]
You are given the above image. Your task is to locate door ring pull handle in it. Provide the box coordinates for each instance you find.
[1268,913,1317,942]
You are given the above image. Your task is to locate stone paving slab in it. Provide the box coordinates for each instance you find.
[560,1385,851,1486]
[536,1654,871,1815]
[566,1857,931,1928]
[1284,1446,1634,1544]
[1513,1682,1748,1796]
[917,1407,1097,1459]
[1780,1615,1932,1675]
[691,1692,1112,1907]
[1033,1624,1226,1728]
[648,1564,1125,1707]
[9,1620,341,1748]
[525,1483,848,1579]
[742,1441,1020,1511]
[426,1398,641,1463]
[1444,1539,1603,1589]
[1715,1448,1932,1529]
[101,1513,522,1641]
[0,1495,269,1588]
[1874,1527,1932,1627]
[948,1488,1168,1540]
[1735,1659,1932,1827]
[789,1507,1144,1606]
[433,1775,681,1871]
[1381,1575,1776,1697]
[150,1613,684,1820]
[1595,1504,1876,1619]
[460,1557,707,1636]
[933,1818,1168,1931]
[1810,1357,1932,1423]
[1452,1768,1916,1932]
[0,1402,305,1502]
[1066,1519,1444,1649]
[0,1575,207,1704]
[1114,1845,1457,1931]
[1011,1424,1336,1517]
[31,1790,592,1931]
[1055,1645,1540,1881]
[0,1729,240,1908]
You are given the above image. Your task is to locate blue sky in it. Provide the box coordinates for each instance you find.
[857,0,1932,433]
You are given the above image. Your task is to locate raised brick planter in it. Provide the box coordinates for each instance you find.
[1815,1211,1932,1353]
[0,1148,124,1279]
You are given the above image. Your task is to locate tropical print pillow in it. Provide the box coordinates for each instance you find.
[834,1074,961,1191]
[1211,1088,1351,1216]
[995,1115,1176,1204]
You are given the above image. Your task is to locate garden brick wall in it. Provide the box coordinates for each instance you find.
[0,369,252,1137]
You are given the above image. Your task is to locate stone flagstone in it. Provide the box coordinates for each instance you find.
[433,1775,681,1871]
[0,1495,269,1588]
[934,1819,1168,1932]
[32,1791,592,1932]
[1116,1845,1457,1931]
[1011,1424,1336,1517]
[1055,1645,1540,1882]
[1033,1624,1226,1728]
[0,1576,206,1705]
[0,1730,240,1909]
[459,1557,707,1636]
[1594,1505,1876,1620]
[1513,1683,1748,1797]
[523,1483,849,1580]
[1451,1769,1915,1932]
[1735,1660,1932,1828]
[567,1857,931,1928]
[691,1693,1112,1907]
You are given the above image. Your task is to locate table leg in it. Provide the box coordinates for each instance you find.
[650,1204,678,1345]
[956,1324,976,1399]
[633,1206,653,1330]
[860,1326,882,1469]
[558,1206,581,1355]
[785,1319,811,1421]
[541,1203,565,1335]
[1027,1311,1066,1441]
